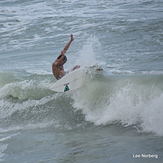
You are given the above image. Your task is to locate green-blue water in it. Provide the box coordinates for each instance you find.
[0,0,163,162]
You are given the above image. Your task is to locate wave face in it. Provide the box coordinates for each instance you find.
[0,70,163,136]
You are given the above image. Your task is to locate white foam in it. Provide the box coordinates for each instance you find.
[0,136,11,142]
[0,120,60,133]
[25,69,51,75]
[72,78,163,136]
[142,71,163,75]
[0,144,8,162]
[109,69,134,74]
[140,93,163,136]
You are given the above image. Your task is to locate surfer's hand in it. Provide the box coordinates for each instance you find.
[70,34,74,41]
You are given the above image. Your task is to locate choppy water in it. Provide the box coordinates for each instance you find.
[0,0,163,162]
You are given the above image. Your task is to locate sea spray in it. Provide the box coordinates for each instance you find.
[75,35,101,67]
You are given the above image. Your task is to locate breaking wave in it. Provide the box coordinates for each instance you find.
[0,70,163,136]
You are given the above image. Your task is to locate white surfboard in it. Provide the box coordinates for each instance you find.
[50,68,86,93]
[50,65,103,93]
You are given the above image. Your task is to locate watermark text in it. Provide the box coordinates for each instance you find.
[133,154,158,159]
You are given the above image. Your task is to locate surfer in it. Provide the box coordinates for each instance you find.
[52,34,80,80]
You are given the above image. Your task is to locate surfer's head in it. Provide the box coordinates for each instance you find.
[63,55,67,62]
[57,54,67,65]
[61,56,67,65]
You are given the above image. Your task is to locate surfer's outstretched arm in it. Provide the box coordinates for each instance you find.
[60,34,74,55]
[55,34,73,64]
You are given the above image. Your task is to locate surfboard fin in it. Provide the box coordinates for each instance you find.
[64,85,70,92]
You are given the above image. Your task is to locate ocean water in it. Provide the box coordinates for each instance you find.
[0,0,163,162]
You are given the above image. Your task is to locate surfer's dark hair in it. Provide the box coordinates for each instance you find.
[63,56,67,62]
[57,55,62,59]
[57,55,67,62]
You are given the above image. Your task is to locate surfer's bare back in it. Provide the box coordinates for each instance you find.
[52,34,80,80]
